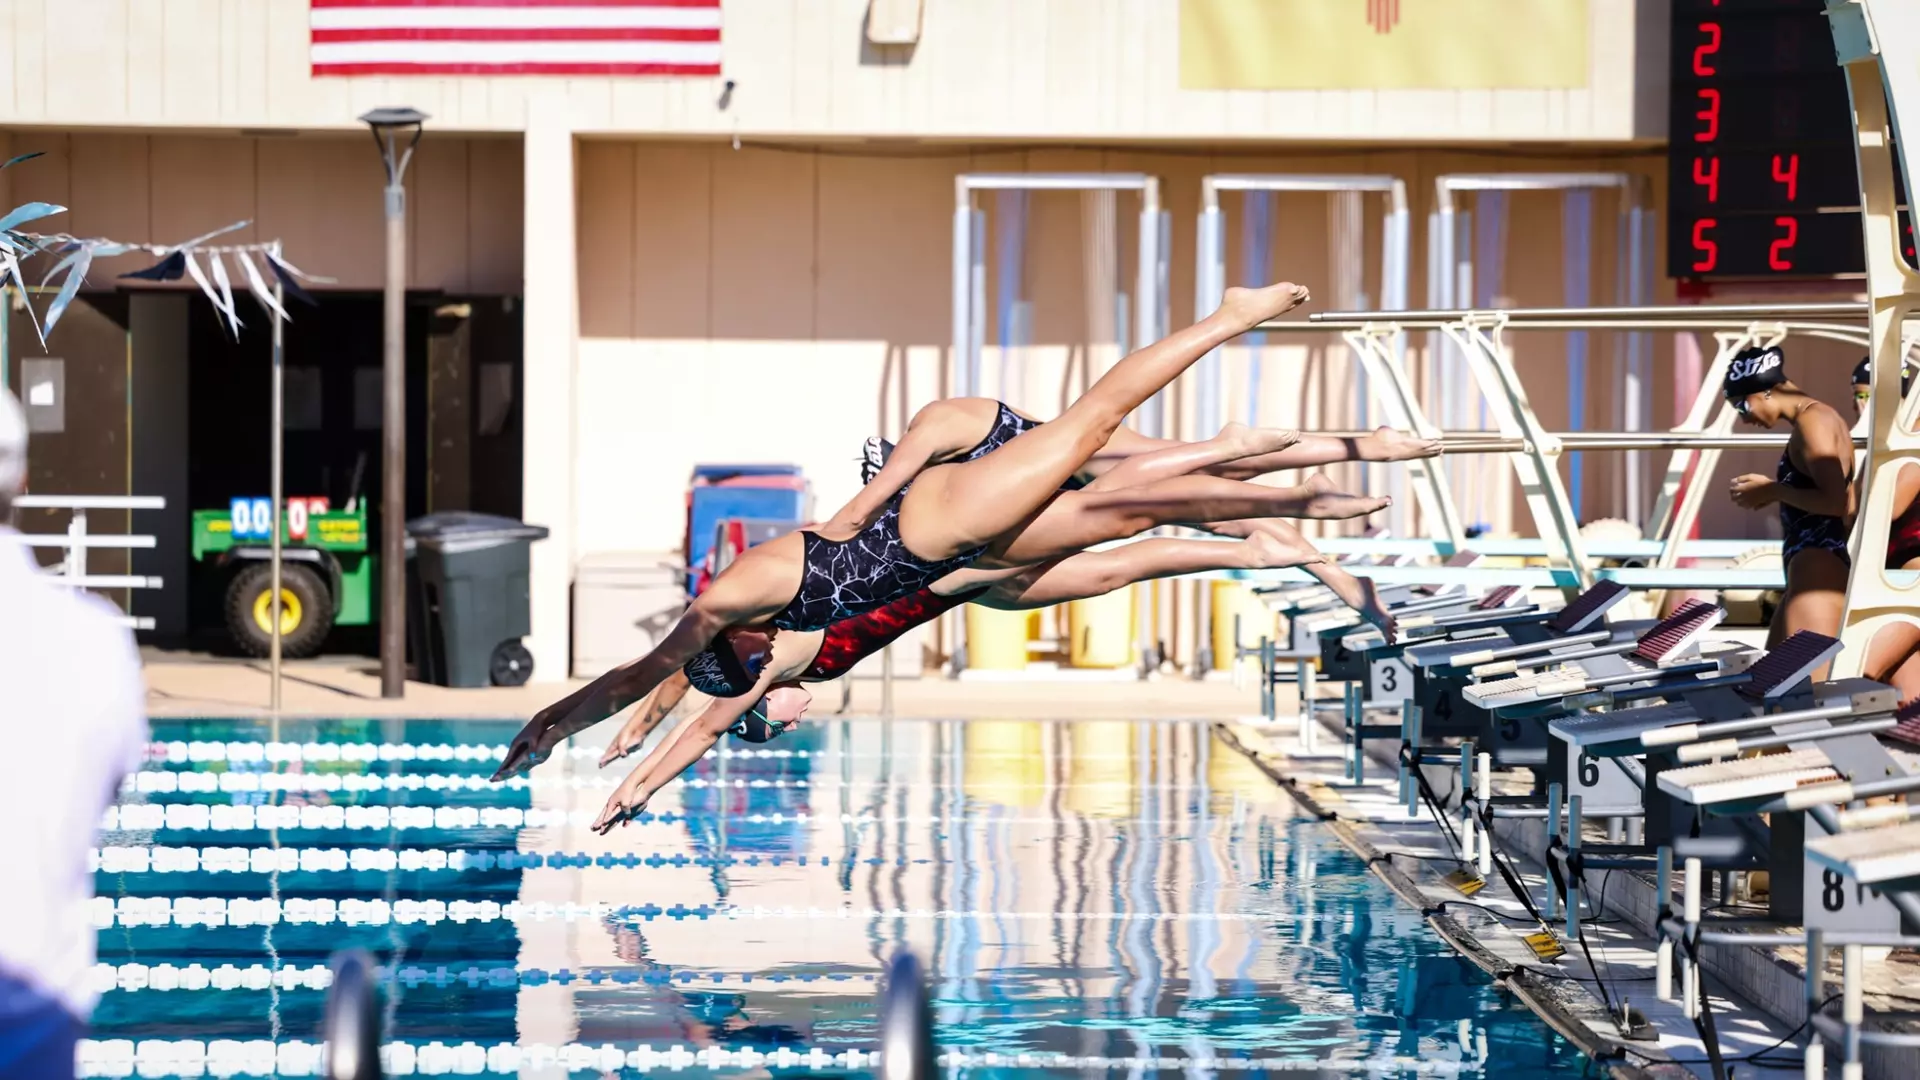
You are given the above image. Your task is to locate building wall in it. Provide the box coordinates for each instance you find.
[0,0,1664,143]
[0,129,523,291]
[574,139,1874,556]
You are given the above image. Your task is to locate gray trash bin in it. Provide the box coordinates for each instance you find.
[406,512,549,688]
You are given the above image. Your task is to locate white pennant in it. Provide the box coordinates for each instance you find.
[183,251,241,338]
[207,252,243,336]
[233,249,289,323]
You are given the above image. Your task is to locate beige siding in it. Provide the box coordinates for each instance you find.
[572,142,1869,554]
[0,130,522,291]
[0,0,1663,142]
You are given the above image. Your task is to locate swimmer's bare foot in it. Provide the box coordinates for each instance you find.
[1237,530,1326,570]
[1295,475,1392,520]
[1356,578,1397,640]
[1216,420,1303,459]
[1360,426,1443,462]
[1218,282,1311,329]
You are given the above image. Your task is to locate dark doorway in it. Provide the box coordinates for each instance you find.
[176,290,523,651]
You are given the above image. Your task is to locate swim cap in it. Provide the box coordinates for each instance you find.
[1724,346,1788,401]
[0,388,25,497]
[683,642,755,697]
[1853,356,1916,397]
[727,705,786,743]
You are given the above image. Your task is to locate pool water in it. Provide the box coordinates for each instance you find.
[89,716,1597,1077]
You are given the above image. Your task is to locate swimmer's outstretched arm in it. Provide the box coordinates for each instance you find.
[493,568,783,781]
[592,675,769,833]
[598,669,695,768]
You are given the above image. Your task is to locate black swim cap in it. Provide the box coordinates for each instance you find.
[1725,346,1788,401]
[728,705,787,743]
[1853,356,1915,397]
[683,642,754,697]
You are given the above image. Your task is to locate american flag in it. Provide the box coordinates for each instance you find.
[309,0,723,78]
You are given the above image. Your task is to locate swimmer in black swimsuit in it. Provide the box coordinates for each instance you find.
[495,281,1362,781]
[589,531,1315,831]
[838,398,1434,640]
[1723,345,1855,680]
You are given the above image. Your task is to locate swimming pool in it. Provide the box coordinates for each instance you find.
[89,716,1594,1077]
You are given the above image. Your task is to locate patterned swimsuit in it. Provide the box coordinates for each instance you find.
[1777,450,1851,567]
[801,587,988,681]
[960,403,1089,488]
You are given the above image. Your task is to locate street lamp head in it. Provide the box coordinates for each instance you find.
[359,106,429,131]
[360,107,428,186]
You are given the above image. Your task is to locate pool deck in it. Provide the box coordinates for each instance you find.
[1224,687,1920,1080]
[140,652,1259,721]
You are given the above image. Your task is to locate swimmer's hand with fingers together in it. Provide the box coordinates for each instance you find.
[492,599,740,782]
[1728,473,1779,511]
[597,670,693,769]
[593,769,651,834]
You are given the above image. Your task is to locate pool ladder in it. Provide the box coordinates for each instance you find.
[318,946,935,1080]
[880,949,936,1080]
[323,950,383,1080]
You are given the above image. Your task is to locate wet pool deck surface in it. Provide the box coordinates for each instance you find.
[95,710,1596,1077]
[1225,697,1920,1080]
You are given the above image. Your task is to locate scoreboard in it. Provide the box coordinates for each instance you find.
[1666,0,1910,279]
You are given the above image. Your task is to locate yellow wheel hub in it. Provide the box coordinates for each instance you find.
[252,586,304,636]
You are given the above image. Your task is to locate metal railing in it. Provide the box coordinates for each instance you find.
[9,494,165,631]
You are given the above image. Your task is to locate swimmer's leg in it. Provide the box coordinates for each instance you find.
[977,534,1322,610]
[1777,550,1849,682]
[1206,427,1444,477]
[988,473,1387,567]
[1081,423,1301,492]
[1863,619,1920,688]
[897,282,1310,559]
[1199,516,1396,637]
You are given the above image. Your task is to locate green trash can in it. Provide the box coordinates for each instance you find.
[405,512,549,688]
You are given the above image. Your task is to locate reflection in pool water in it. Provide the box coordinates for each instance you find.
[88,717,1593,1076]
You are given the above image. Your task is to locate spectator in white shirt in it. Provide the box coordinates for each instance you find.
[0,387,149,1080]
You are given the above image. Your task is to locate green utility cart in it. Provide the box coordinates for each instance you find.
[191,496,374,658]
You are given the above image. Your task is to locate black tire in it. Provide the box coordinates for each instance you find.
[490,640,534,687]
[225,562,334,658]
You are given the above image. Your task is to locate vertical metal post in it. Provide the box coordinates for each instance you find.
[381,180,408,697]
[1656,846,1673,1001]
[1474,751,1493,875]
[1566,795,1585,938]
[1547,783,1564,919]
[1346,682,1365,782]
[270,256,286,712]
[880,644,895,720]
[1842,942,1863,1080]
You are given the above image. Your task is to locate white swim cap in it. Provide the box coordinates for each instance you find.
[0,386,25,496]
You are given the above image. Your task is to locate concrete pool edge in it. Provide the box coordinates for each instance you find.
[1215,721,1682,1080]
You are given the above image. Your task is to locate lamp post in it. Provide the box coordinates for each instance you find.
[361,106,426,699]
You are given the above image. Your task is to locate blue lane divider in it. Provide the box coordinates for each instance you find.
[392,965,876,989]
[95,846,946,875]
